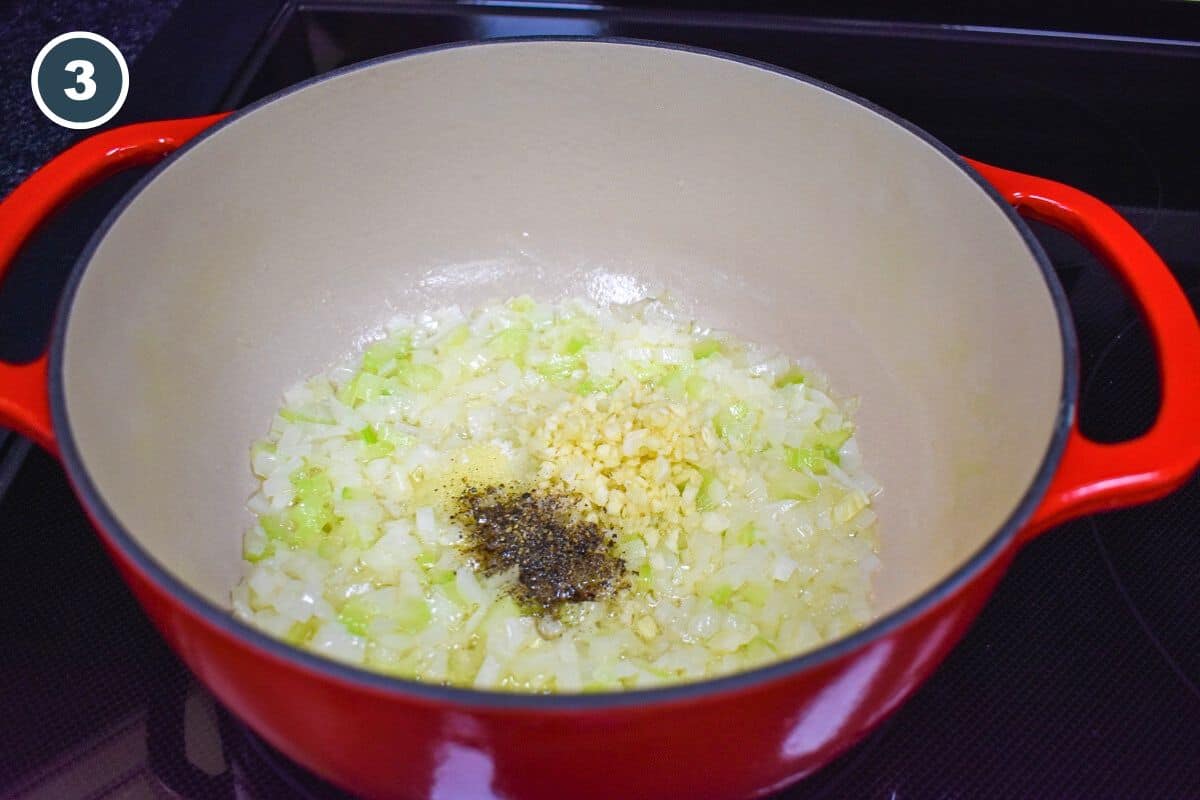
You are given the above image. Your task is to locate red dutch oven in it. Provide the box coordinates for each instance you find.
[1,40,1198,800]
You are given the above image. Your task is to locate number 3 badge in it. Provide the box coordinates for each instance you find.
[31,32,129,130]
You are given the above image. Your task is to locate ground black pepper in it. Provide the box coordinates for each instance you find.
[454,484,627,615]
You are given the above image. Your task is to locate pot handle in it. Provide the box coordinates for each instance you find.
[0,114,229,455]
[966,159,1200,540]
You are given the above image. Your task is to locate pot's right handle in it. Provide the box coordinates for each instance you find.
[0,114,228,455]
[967,159,1200,540]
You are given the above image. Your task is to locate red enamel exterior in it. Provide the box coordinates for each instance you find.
[965,159,1200,541]
[1,111,1197,800]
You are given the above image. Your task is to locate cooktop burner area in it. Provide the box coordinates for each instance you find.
[2,2,1198,798]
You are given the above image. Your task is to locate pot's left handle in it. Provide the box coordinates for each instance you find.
[0,114,229,455]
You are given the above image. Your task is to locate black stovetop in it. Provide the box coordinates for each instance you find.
[2,3,1198,798]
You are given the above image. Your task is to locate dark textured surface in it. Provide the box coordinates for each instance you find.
[0,0,182,197]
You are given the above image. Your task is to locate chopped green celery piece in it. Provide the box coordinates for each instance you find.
[283,466,335,547]
[429,568,456,585]
[361,333,411,374]
[285,618,320,645]
[341,486,371,501]
[709,584,734,607]
[659,365,692,398]
[278,407,333,424]
[438,580,467,607]
[393,596,432,634]
[415,550,439,570]
[833,490,870,524]
[337,371,392,407]
[737,582,770,607]
[693,338,723,359]
[338,596,377,636]
[286,503,327,547]
[633,362,668,385]
[359,426,379,444]
[443,324,471,348]
[637,562,653,583]
[714,401,754,449]
[744,635,779,660]
[734,521,757,546]
[808,428,851,456]
[536,354,582,383]
[291,466,333,505]
[685,374,708,401]
[774,367,807,387]
[767,468,820,501]
[507,295,536,313]
[487,328,529,365]
[395,362,442,391]
[695,470,721,512]
[259,514,290,542]
[563,333,592,354]
[785,446,830,475]
[575,377,618,396]
[359,440,395,462]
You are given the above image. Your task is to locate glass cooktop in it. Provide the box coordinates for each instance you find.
[1,2,1198,797]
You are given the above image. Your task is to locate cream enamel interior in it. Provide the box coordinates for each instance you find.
[61,41,1062,626]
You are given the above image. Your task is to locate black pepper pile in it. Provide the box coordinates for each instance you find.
[455,484,627,615]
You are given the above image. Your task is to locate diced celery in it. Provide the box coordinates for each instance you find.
[709,584,734,607]
[284,466,335,547]
[359,441,394,462]
[338,371,391,406]
[443,325,470,348]
[715,401,754,449]
[279,407,333,424]
[285,618,320,645]
[638,562,653,583]
[737,582,770,608]
[743,635,779,661]
[487,328,529,365]
[767,468,820,501]
[259,514,290,542]
[693,338,722,359]
[563,333,591,354]
[685,374,707,401]
[362,333,411,374]
[734,521,757,546]
[338,596,377,636]
[633,362,668,385]
[695,470,721,512]
[429,568,456,585]
[785,446,829,475]
[659,365,691,398]
[774,367,807,387]
[415,550,439,570]
[833,490,870,524]
[393,596,432,634]
[397,363,442,391]
[575,377,617,396]
[536,354,582,383]
[808,428,851,458]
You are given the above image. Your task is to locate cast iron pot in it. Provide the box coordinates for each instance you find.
[1,40,1197,800]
